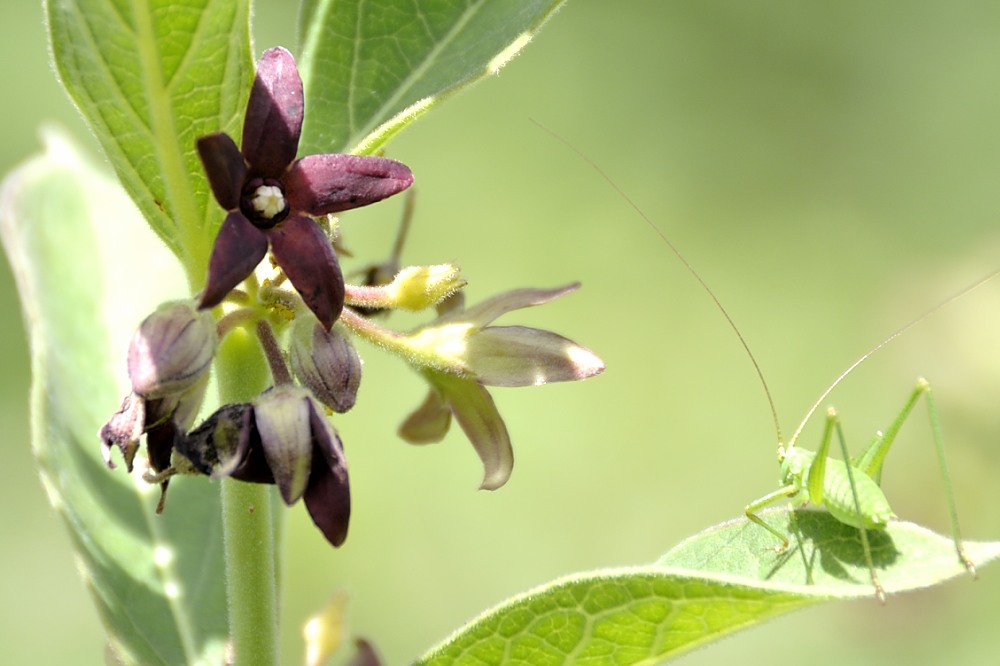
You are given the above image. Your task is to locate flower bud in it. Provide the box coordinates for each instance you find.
[290,319,362,413]
[128,300,217,399]
[386,264,465,311]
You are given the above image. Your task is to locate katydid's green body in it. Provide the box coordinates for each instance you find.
[745,378,974,601]
[778,447,894,531]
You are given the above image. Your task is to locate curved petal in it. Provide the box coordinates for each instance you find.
[453,283,580,327]
[145,417,179,475]
[270,215,344,330]
[253,386,313,504]
[242,47,303,177]
[398,389,451,444]
[145,418,180,513]
[465,326,606,387]
[199,212,269,309]
[285,154,413,215]
[196,133,246,210]
[303,401,351,547]
[428,372,513,491]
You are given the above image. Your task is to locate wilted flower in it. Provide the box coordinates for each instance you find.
[174,387,351,546]
[197,46,413,329]
[99,300,216,509]
[389,283,605,489]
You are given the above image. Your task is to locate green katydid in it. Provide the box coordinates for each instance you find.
[535,120,990,601]
[743,376,974,602]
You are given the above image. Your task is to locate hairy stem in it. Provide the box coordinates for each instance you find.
[222,480,278,665]
[216,324,279,665]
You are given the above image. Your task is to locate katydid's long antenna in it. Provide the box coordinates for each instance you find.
[787,266,1000,448]
[530,119,784,443]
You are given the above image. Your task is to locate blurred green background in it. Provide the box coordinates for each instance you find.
[4,1,1000,664]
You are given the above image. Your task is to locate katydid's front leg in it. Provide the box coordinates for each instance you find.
[744,485,799,552]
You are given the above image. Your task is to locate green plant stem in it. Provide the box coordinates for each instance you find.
[215,323,278,665]
[222,480,278,665]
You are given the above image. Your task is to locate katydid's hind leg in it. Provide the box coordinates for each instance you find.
[857,379,976,577]
[745,486,798,553]
[921,379,977,576]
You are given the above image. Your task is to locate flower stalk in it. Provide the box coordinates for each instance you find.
[216,320,279,666]
[221,479,279,666]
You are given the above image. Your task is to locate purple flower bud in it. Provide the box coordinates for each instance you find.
[100,300,216,474]
[290,319,362,413]
[128,300,217,399]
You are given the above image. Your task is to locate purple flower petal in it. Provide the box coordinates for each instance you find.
[284,154,413,215]
[270,215,344,330]
[196,133,246,210]
[346,640,381,666]
[242,47,303,177]
[303,401,351,547]
[225,405,276,483]
[200,212,269,309]
[145,417,179,474]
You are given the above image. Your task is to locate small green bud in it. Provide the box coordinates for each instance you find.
[386,264,465,311]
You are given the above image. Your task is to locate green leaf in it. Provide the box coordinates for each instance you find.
[415,509,1000,665]
[0,130,229,666]
[44,0,253,283]
[297,0,566,155]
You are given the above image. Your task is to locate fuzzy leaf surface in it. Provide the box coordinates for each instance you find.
[297,0,566,155]
[45,0,253,279]
[0,131,228,666]
[415,509,1000,665]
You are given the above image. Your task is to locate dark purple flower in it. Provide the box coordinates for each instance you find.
[176,390,351,547]
[197,46,414,329]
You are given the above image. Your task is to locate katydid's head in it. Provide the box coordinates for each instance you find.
[778,446,812,482]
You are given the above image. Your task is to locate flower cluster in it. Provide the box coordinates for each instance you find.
[99,46,605,548]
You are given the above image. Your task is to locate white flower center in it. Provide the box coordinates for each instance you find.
[251,185,287,219]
